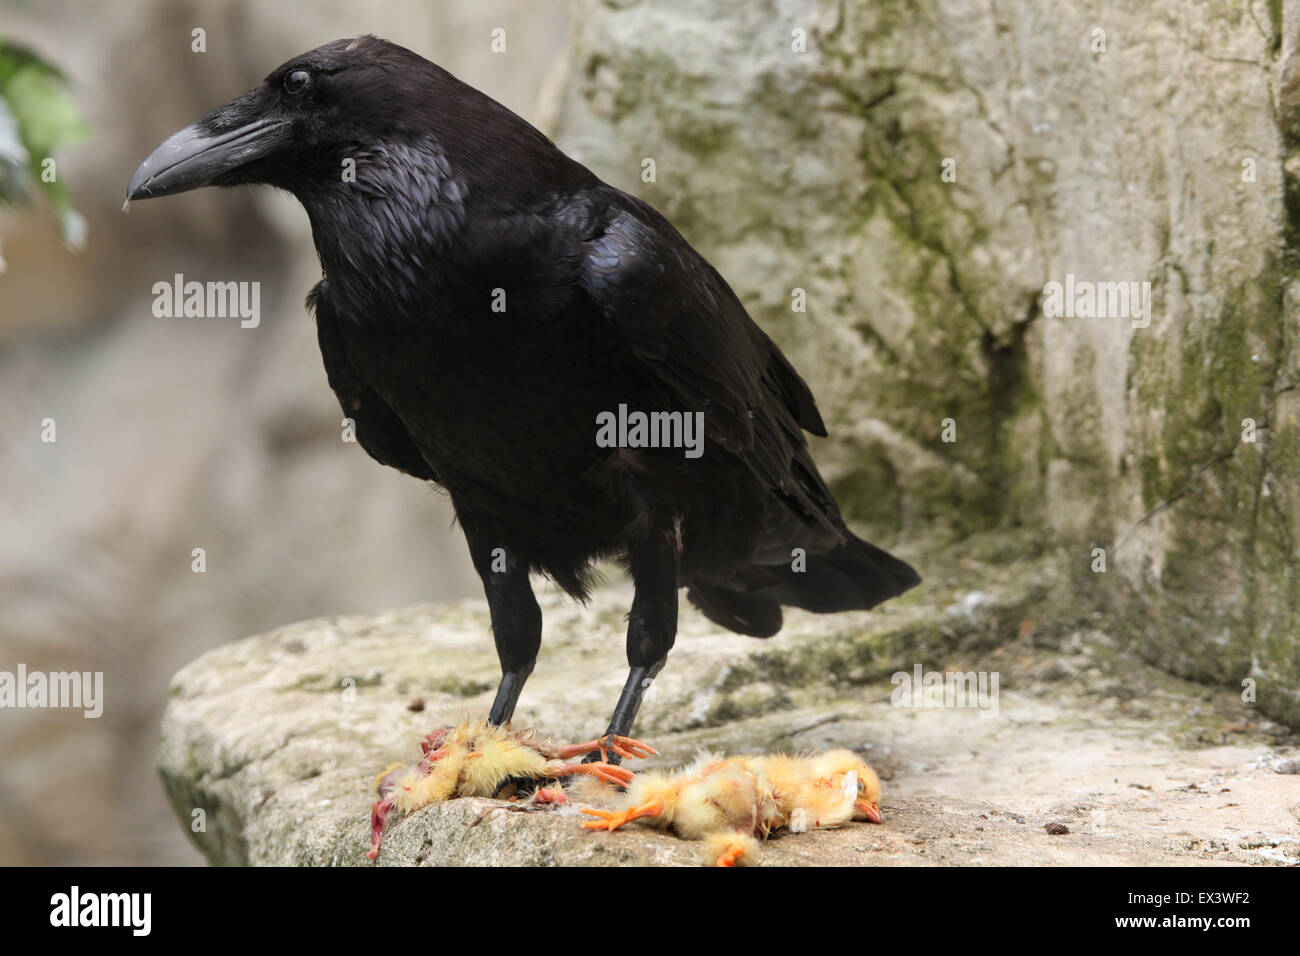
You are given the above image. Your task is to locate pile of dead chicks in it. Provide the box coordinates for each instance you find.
[367,719,883,866]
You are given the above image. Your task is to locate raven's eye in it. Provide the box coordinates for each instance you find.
[284,70,310,94]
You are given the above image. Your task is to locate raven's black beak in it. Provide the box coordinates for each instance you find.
[126,116,289,202]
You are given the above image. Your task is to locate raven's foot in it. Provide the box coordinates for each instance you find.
[580,798,665,832]
[565,733,658,765]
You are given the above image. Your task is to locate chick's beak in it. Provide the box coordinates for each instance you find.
[856,801,883,824]
[126,111,288,202]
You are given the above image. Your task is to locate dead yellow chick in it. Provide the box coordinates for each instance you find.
[582,747,882,865]
[368,720,656,860]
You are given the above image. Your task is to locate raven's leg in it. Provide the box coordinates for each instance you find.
[585,525,681,763]
[461,520,542,727]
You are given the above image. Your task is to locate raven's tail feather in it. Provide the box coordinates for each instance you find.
[686,582,784,638]
[771,534,921,614]
[686,533,920,637]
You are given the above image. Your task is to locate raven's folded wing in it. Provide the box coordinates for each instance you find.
[574,195,840,534]
[308,280,440,482]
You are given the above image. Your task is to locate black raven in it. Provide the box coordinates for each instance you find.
[126,36,919,748]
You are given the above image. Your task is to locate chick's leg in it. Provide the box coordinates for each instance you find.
[461,516,542,726]
[584,525,680,764]
[548,761,636,787]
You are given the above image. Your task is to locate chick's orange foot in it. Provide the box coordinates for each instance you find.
[580,799,666,831]
[706,832,760,867]
[715,844,745,867]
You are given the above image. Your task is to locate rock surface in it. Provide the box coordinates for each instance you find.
[159,566,1300,866]
[552,0,1300,723]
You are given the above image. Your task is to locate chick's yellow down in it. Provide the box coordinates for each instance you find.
[368,720,656,860]
[582,748,882,866]
[591,752,775,838]
[739,748,884,831]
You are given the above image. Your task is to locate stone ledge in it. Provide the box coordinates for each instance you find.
[158,569,1298,866]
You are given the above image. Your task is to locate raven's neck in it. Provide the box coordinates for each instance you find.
[297,140,466,318]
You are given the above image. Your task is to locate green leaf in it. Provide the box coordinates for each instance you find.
[0,38,90,250]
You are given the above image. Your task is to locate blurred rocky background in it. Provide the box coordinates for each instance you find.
[3,0,1299,866]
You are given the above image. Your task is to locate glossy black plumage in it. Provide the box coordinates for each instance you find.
[127,36,920,742]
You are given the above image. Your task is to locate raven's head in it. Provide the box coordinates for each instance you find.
[126,36,439,202]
